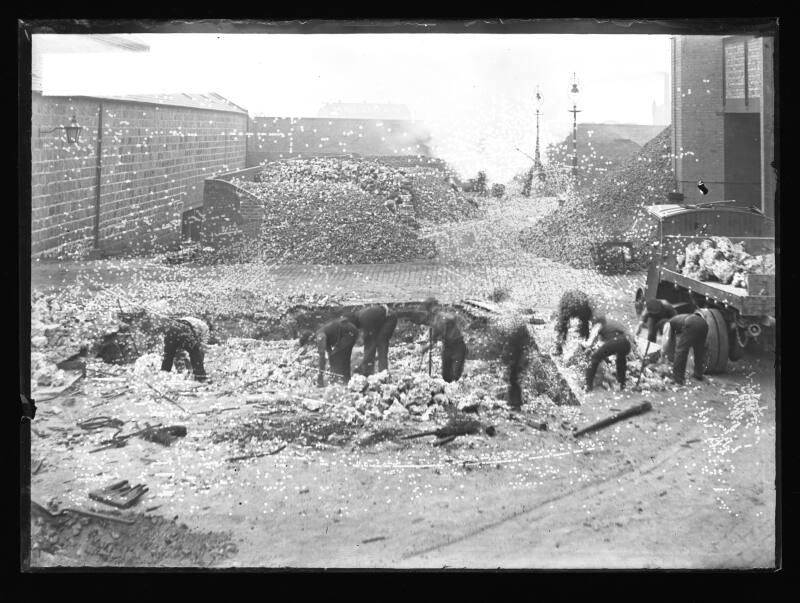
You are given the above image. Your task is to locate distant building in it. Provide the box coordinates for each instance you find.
[246,115,433,166]
[547,122,667,177]
[317,102,413,121]
[671,35,776,217]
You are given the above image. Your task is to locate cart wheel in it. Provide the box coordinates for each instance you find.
[661,322,675,362]
[728,325,746,362]
[699,308,729,374]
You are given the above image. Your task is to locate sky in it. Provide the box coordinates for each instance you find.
[34,33,672,181]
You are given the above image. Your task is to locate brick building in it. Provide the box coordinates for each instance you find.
[31,91,248,258]
[671,35,776,219]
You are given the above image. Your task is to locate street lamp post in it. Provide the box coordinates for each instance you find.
[568,73,581,178]
[535,87,545,182]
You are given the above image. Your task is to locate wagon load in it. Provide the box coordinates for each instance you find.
[677,236,775,288]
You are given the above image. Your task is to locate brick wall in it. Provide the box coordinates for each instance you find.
[246,116,432,167]
[31,98,102,258]
[31,93,248,258]
[673,36,726,203]
[760,37,776,220]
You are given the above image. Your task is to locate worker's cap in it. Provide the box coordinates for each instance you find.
[646,299,664,314]
[298,330,315,346]
[423,296,439,307]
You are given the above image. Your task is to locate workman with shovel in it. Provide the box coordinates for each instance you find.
[635,298,679,344]
[585,315,633,392]
[347,304,398,376]
[418,297,468,383]
[663,310,709,385]
[553,289,595,356]
[301,317,360,387]
[161,316,211,382]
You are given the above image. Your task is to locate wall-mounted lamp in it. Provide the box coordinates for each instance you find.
[39,114,83,144]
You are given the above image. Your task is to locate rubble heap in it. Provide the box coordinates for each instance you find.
[519,127,674,270]
[230,157,480,264]
[560,337,671,392]
[678,236,775,288]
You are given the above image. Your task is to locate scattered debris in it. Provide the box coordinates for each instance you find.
[31,505,237,567]
[357,428,402,447]
[573,402,653,438]
[403,415,492,441]
[143,382,187,412]
[226,443,287,463]
[78,416,125,431]
[302,398,324,412]
[138,425,187,447]
[89,480,149,509]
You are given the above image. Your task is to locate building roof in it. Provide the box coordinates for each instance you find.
[579,123,667,147]
[37,91,249,115]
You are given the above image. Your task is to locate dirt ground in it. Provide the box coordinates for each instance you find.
[27,324,776,569]
[25,195,777,569]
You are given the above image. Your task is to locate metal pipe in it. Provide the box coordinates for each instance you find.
[535,109,541,173]
[93,103,103,249]
[568,103,581,177]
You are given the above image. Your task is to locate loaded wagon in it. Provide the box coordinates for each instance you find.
[633,203,776,374]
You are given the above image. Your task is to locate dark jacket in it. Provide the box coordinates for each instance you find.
[354,305,392,332]
[597,318,629,343]
[431,311,464,345]
[642,299,677,343]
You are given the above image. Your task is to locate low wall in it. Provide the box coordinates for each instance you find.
[201,166,266,245]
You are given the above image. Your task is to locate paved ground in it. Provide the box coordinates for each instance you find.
[31,257,642,316]
[30,194,640,313]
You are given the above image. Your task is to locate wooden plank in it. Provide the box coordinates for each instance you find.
[741,296,775,316]
[661,269,774,317]
[746,274,775,296]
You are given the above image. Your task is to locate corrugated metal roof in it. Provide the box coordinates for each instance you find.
[38,91,249,115]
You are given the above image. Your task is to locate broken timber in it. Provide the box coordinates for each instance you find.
[573,402,653,438]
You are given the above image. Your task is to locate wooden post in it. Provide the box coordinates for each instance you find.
[428,326,433,377]
[573,402,653,438]
[93,102,104,249]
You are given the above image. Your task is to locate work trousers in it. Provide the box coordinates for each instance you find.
[361,313,398,375]
[505,325,531,408]
[328,334,358,385]
[586,337,631,390]
[442,339,468,383]
[672,315,709,384]
[161,320,207,381]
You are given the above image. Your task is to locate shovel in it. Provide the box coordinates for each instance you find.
[634,340,651,388]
